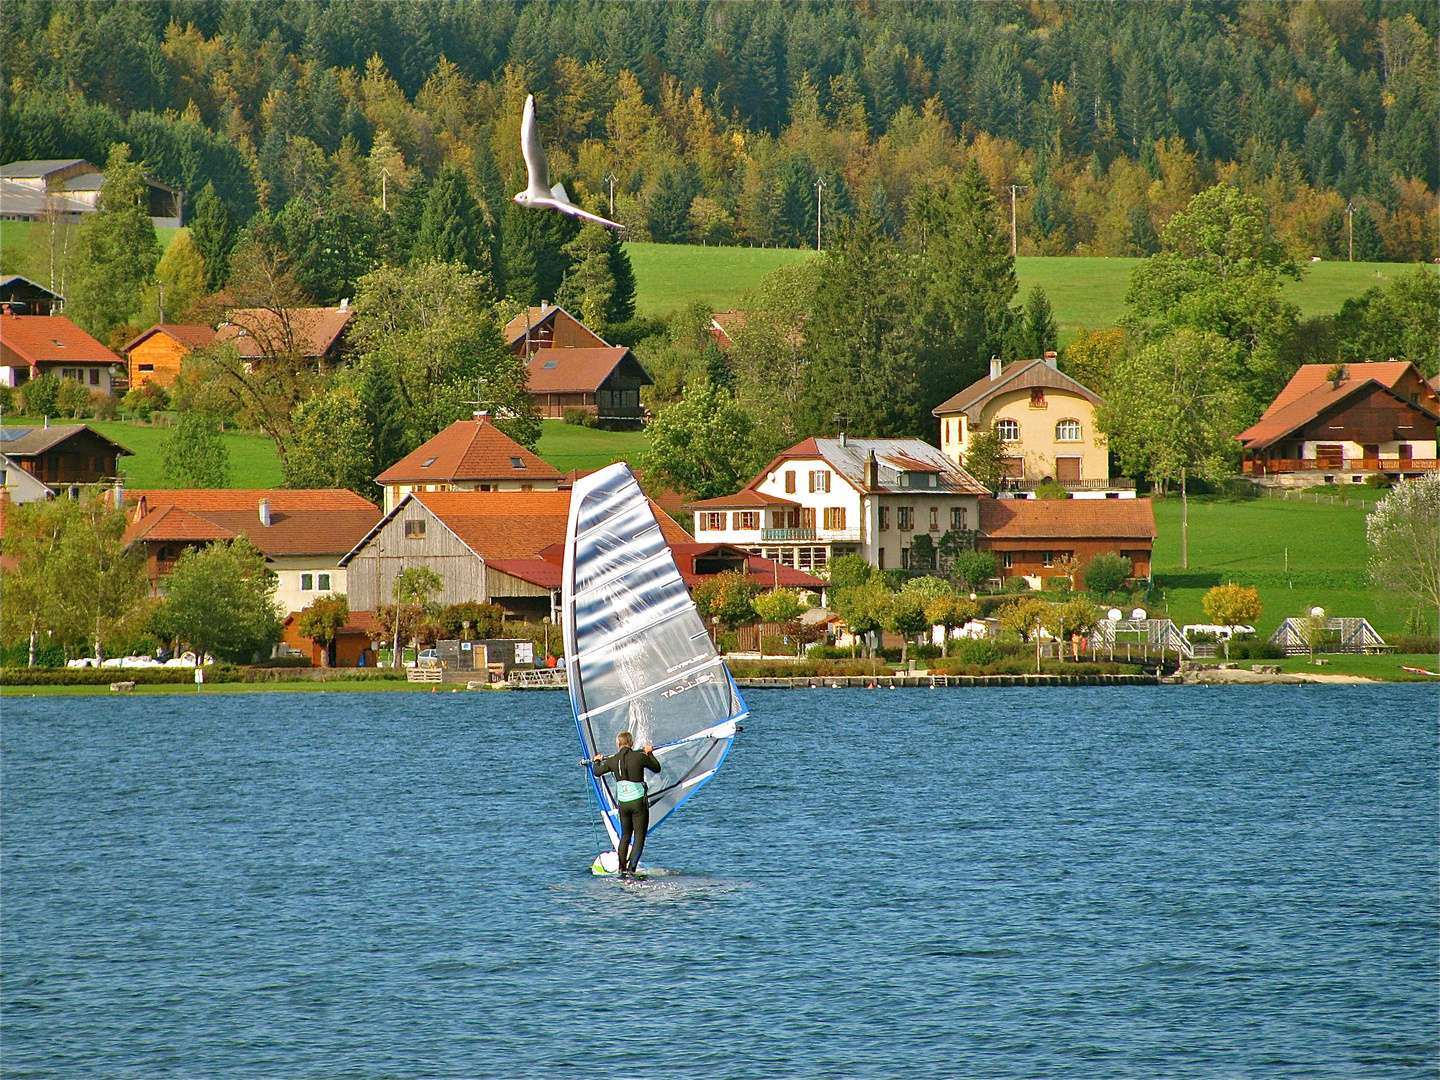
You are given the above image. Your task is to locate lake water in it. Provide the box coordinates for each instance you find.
[3,685,1435,1078]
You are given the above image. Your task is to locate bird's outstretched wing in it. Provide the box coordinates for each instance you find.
[519,94,550,196]
[547,198,627,230]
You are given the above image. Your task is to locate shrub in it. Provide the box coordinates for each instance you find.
[1034,479,1070,499]
[1083,552,1133,595]
[90,391,118,420]
[0,641,67,667]
[563,406,598,427]
[0,384,13,412]
[1364,472,1393,489]
[1004,576,1031,593]
[807,644,855,660]
[910,643,942,661]
[18,372,60,418]
[1045,575,1073,595]
[952,549,999,591]
[956,638,1001,666]
[1390,633,1440,654]
[55,377,91,418]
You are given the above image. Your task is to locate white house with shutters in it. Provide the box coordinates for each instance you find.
[685,435,989,573]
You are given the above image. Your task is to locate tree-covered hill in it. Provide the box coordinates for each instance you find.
[2,0,1435,260]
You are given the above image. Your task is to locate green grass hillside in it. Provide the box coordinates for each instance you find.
[625,241,1421,346]
[534,420,647,472]
[1149,493,1402,638]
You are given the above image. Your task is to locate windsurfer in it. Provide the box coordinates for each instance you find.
[590,731,661,877]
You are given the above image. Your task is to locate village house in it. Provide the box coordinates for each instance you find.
[0,275,64,316]
[524,347,652,427]
[1,312,126,394]
[977,498,1156,590]
[341,489,822,624]
[933,353,1132,497]
[375,413,563,513]
[121,324,217,389]
[0,159,182,227]
[340,490,694,619]
[501,303,652,427]
[686,435,989,573]
[503,303,609,354]
[211,304,353,367]
[120,488,381,610]
[0,423,132,500]
[1236,361,1439,485]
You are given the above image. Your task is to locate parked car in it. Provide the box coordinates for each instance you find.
[417,648,439,668]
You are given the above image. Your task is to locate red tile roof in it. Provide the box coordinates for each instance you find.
[212,307,352,359]
[122,489,381,557]
[123,505,237,547]
[685,489,802,510]
[0,313,118,367]
[121,324,217,354]
[1237,362,1440,450]
[375,418,563,484]
[525,347,651,393]
[1261,362,1416,418]
[978,497,1156,540]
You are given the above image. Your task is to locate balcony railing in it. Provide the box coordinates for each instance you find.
[759,527,863,542]
[1244,458,1439,475]
[1002,477,1137,491]
[762,527,816,541]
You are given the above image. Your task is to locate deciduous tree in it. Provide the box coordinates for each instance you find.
[1366,474,1440,627]
[296,593,349,667]
[152,538,283,663]
[640,380,760,501]
[161,410,230,488]
[66,143,162,338]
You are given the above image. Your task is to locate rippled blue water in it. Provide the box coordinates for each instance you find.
[3,685,1435,1078]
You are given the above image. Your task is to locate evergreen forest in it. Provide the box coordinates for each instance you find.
[3,0,1436,265]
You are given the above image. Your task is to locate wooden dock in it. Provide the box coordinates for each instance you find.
[734,673,1158,689]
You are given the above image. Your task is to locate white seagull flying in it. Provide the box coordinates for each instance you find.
[514,94,625,230]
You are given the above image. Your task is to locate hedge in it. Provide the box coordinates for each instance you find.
[0,666,407,686]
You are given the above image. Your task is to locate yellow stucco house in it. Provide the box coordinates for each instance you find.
[933,353,1127,496]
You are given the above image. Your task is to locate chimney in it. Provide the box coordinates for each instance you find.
[473,410,490,424]
[1044,350,1058,369]
[865,449,879,489]
[113,477,123,509]
[258,498,271,527]
[990,355,1003,381]
[43,415,50,428]
[839,430,847,447]
[338,297,350,312]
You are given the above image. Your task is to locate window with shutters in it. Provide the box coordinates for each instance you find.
[734,511,760,530]
[809,470,830,493]
[784,470,796,493]
[701,512,726,532]
[404,519,426,538]
[897,506,913,531]
[823,507,846,530]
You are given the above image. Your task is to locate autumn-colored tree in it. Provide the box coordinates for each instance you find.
[296,593,350,667]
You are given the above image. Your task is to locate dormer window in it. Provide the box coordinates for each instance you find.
[902,472,934,488]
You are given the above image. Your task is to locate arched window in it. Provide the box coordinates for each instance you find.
[995,418,1020,441]
[1055,418,1082,442]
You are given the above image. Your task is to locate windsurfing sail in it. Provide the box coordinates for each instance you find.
[562,462,746,849]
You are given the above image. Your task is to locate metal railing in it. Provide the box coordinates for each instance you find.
[762,527,816,541]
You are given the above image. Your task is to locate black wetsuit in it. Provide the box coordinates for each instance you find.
[590,746,661,873]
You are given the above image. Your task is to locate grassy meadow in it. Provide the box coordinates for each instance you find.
[624,241,1421,345]
[534,419,647,472]
[1148,493,1405,638]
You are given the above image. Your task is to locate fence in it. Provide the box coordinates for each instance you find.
[1259,487,1379,508]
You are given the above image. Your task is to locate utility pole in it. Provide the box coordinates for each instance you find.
[603,172,617,218]
[815,177,827,251]
[1346,202,1354,262]
[1007,184,1028,258]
